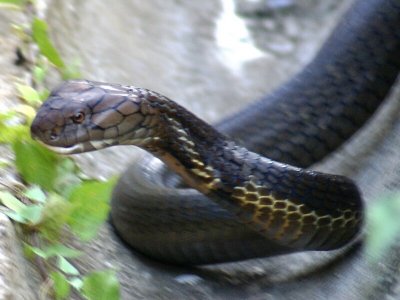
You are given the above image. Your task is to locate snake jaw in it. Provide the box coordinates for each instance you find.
[43,143,85,154]
[41,139,117,154]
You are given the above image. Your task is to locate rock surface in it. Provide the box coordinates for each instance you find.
[0,8,41,300]
[0,0,399,299]
[0,214,36,300]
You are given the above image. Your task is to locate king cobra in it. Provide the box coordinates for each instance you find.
[31,0,400,265]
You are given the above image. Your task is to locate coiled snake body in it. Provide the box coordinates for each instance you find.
[31,0,400,265]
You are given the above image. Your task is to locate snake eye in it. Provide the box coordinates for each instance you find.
[71,112,85,124]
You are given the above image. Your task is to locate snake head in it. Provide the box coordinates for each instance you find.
[31,80,145,154]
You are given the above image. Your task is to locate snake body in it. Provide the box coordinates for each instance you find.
[31,0,400,265]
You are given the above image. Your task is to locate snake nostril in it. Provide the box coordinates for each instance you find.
[49,131,59,141]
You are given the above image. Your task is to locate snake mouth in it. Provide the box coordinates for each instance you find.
[39,139,117,154]
[44,143,86,154]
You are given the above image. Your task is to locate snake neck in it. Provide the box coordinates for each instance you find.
[135,91,362,217]
[133,90,229,193]
[135,95,363,250]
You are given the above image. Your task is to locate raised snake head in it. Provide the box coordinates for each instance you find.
[31,80,155,154]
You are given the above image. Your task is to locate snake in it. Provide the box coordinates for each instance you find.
[30,0,400,265]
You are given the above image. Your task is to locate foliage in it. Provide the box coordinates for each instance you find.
[82,270,120,300]
[0,0,28,8]
[67,179,117,241]
[32,17,65,69]
[365,193,400,262]
[0,1,120,299]
[13,139,60,190]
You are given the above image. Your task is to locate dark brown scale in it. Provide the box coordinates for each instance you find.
[257,212,271,224]
[273,201,287,210]
[277,222,302,243]
[92,94,124,112]
[290,224,317,247]
[245,193,258,202]
[231,188,245,198]
[116,99,138,115]
[259,197,273,206]
[317,217,332,227]
[218,0,400,168]
[265,211,286,234]
[307,228,335,249]
[241,203,258,215]
[287,213,301,221]
[302,215,317,224]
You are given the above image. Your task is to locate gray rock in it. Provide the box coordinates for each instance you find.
[234,0,295,17]
[1,0,399,299]
[0,213,36,300]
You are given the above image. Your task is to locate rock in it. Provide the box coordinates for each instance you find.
[234,0,295,17]
[0,214,36,300]
[1,0,399,299]
[0,8,45,300]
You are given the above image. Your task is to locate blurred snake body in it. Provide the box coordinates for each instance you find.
[31,0,400,265]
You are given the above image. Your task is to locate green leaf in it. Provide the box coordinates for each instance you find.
[44,244,82,259]
[51,271,71,300]
[0,112,17,143]
[24,186,46,203]
[69,277,83,290]
[0,110,15,122]
[20,204,43,225]
[23,243,36,259]
[61,59,81,80]
[13,139,60,190]
[16,83,42,106]
[32,18,65,69]
[82,270,120,300]
[0,123,28,144]
[23,244,47,259]
[33,65,47,84]
[0,191,27,213]
[1,200,43,225]
[366,193,400,262]
[0,0,27,8]
[23,243,81,260]
[57,256,79,275]
[53,158,81,198]
[0,191,32,223]
[3,210,26,223]
[39,89,50,101]
[67,178,117,241]
[39,193,72,241]
[0,0,25,4]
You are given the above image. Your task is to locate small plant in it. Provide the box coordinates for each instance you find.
[366,193,400,262]
[0,0,120,299]
[2,0,399,299]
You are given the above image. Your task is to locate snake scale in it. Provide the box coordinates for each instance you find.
[31,0,400,265]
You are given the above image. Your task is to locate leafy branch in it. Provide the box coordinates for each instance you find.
[0,0,120,299]
[2,0,399,299]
